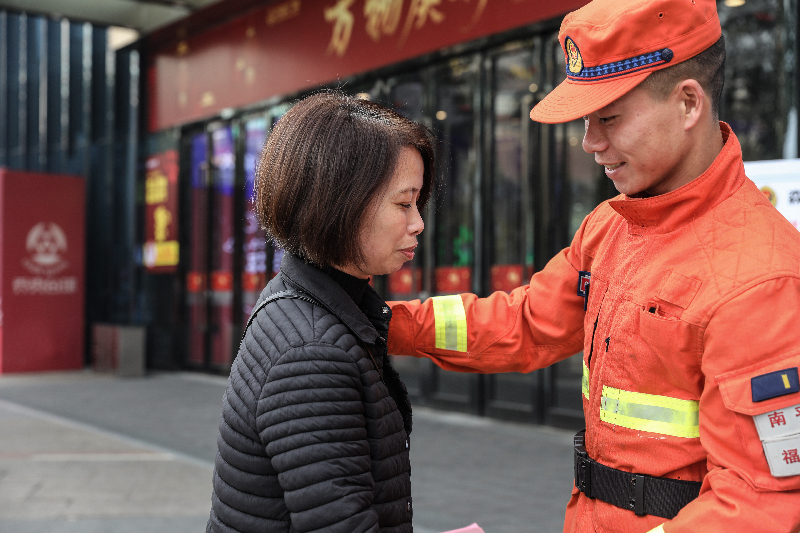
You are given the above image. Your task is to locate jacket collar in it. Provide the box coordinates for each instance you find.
[279,252,383,346]
[608,122,746,235]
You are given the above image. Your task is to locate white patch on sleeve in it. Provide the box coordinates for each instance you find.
[754,403,800,477]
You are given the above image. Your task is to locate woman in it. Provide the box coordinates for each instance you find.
[207,91,437,533]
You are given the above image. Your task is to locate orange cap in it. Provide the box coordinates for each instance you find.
[530,0,721,124]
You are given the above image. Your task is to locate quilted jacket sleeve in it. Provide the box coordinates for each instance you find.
[258,342,378,533]
[209,353,289,532]
[661,276,800,533]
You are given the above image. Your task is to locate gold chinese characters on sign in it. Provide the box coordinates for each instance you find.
[364,0,402,41]
[268,0,302,26]
[325,0,488,56]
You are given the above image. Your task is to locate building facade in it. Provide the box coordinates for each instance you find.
[1,0,797,427]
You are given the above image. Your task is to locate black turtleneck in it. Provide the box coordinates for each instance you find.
[322,266,370,306]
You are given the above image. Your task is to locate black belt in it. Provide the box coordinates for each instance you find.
[574,430,702,519]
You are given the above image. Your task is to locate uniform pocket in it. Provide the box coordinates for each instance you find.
[637,307,701,393]
[717,351,800,489]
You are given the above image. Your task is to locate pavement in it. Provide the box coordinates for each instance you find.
[0,370,575,533]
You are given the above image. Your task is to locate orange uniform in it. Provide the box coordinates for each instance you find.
[388,124,800,532]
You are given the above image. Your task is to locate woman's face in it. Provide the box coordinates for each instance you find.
[343,147,425,279]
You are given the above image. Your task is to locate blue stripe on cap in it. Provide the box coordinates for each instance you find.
[567,48,674,82]
[751,367,800,402]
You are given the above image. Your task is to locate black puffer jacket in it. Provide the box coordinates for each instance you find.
[208,253,413,533]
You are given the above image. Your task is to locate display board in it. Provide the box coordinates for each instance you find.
[0,170,85,373]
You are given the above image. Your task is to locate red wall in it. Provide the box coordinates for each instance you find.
[0,170,85,373]
[147,0,586,132]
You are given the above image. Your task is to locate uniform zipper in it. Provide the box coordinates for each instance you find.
[586,297,608,368]
[587,317,599,368]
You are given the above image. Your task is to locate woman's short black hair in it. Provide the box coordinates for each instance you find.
[254,91,437,268]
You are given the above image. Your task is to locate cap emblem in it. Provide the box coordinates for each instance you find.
[565,37,583,75]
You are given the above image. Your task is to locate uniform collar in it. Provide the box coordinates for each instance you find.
[608,122,746,234]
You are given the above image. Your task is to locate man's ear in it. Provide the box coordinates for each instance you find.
[677,79,706,131]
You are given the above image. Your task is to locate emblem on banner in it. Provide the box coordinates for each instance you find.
[22,222,69,276]
[760,186,777,206]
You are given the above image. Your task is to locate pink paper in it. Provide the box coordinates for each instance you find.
[440,524,485,533]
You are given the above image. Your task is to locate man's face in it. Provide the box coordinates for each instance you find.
[582,85,692,197]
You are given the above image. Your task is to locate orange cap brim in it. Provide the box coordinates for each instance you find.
[530,71,651,124]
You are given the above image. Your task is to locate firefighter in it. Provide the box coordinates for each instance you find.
[386,0,800,531]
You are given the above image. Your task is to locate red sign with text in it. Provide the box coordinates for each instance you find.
[0,170,85,373]
[147,0,586,131]
[143,150,180,272]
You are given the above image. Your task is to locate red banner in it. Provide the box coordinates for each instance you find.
[490,264,524,293]
[0,170,85,373]
[147,0,586,132]
[388,266,422,295]
[143,150,180,272]
[435,266,471,294]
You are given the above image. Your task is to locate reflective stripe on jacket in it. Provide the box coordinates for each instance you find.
[388,123,800,533]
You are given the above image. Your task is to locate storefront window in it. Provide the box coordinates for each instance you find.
[491,47,534,290]
[719,0,797,160]
[186,132,208,366]
[242,117,268,323]
[485,43,541,419]
[209,125,236,368]
[433,57,479,297]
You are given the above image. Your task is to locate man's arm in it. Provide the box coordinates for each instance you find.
[657,276,800,533]
[387,212,598,373]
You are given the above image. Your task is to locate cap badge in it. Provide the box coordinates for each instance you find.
[565,37,583,75]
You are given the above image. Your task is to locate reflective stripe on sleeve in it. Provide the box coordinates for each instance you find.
[431,295,468,352]
[646,525,665,533]
[600,385,699,438]
[582,359,590,400]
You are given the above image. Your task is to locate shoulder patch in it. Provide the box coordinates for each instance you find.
[752,367,800,402]
[577,271,591,311]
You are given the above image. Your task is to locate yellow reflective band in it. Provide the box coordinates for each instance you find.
[600,386,699,439]
[783,374,791,389]
[431,295,468,352]
[582,360,590,400]
[647,525,665,533]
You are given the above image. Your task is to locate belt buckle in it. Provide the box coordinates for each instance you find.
[573,430,592,498]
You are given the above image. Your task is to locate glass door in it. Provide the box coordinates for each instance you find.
[185,131,209,367]
[428,55,483,413]
[208,124,237,369]
[182,122,242,372]
[242,116,268,324]
[483,39,544,422]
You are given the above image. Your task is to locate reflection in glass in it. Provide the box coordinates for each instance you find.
[434,57,478,297]
[718,0,795,160]
[486,46,539,416]
[187,133,208,366]
[210,126,236,367]
[242,118,268,324]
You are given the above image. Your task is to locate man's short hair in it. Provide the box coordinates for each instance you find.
[639,36,726,119]
[254,91,437,269]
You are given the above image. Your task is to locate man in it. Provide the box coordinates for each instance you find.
[386,0,800,531]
